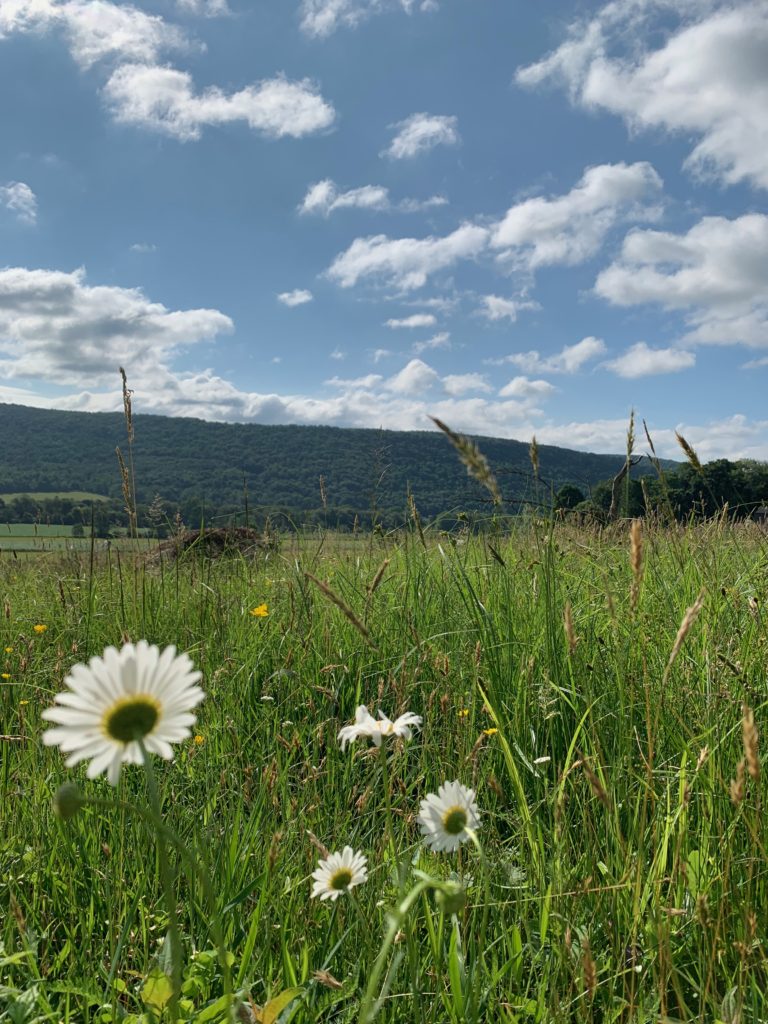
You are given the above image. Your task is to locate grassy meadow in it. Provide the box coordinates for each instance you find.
[2,517,767,1023]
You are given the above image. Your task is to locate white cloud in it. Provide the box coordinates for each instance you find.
[0,0,190,69]
[299,0,436,39]
[0,266,232,386]
[0,181,37,224]
[330,347,346,360]
[413,331,450,354]
[490,337,607,374]
[442,373,491,396]
[498,376,556,399]
[176,0,230,15]
[517,1,768,191]
[603,342,695,378]
[277,288,314,306]
[479,295,538,322]
[104,65,336,141]
[326,223,489,290]
[130,241,156,253]
[491,162,663,267]
[384,112,459,159]
[298,179,447,216]
[385,313,436,329]
[327,373,383,388]
[372,348,392,363]
[385,357,440,394]
[595,214,768,348]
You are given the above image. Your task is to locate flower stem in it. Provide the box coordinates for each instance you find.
[139,740,182,1022]
[379,743,397,865]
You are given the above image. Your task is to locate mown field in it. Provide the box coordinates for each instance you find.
[1,518,767,1023]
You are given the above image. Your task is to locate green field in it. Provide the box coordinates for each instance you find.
[0,491,110,502]
[2,518,767,1022]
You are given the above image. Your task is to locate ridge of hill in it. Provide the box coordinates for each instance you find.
[0,402,665,517]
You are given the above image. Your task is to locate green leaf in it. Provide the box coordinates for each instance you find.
[255,986,304,1024]
[141,969,173,1014]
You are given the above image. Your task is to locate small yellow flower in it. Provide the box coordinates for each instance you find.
[1,673,10,680]
[483,728,498,736]
[193,734,205,745]
[20,699,29,706]
[33,624,47,634]
[4,646,12,653]
[458,708,469,718]
[250,603,269,618]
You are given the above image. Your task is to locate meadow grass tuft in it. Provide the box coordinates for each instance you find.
[1,514,767,1022]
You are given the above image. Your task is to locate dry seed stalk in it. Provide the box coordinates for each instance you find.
[305,572,376,647]
[580,755,611,808]
[675,431,703,473]
[730,758,746,805]
[529,435,540,480]
[367,558,390,597]
[582,939,597,1000]
[742,704,760,782]
[430,416,502,505]
[665,589,706,678]
[629,518,644,614]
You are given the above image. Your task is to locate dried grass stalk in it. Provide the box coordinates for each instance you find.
[665,589,706,678]
[430,416,502,506]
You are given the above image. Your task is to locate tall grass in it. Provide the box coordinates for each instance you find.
[1,515,767,1022]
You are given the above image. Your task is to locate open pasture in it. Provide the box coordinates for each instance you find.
[1,518,767,1023]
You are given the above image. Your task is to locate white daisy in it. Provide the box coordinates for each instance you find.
[42,641,205,786]
[417,780,480,853]
[311,846,368,901]
[337,705,422,750]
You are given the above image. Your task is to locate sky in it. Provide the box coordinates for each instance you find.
[1,0,767,460]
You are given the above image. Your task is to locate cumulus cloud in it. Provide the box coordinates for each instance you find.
[298,178,446,216]
[176,0,230,15]
[516,1,768,191]
[603,342,695,378]
[326,223,489,290]
[0,0,190,69]
[479,295,539,322]
[385,313,436,329]
[442,373,491,396]
[385,357,440,394]
[0,181,37,224]
[104,65,336,141]
[299,0,437,39]
[498,376,556,399]
[489,337,607,374]
[383,112,459,159]
[0,266,232,386]
[595,214,768,347]
[412,331,450,354]
[491,162,663,267]
[277,288,314,306]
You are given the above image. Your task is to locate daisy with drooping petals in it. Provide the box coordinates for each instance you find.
[42,641,205,786]
[338,705,422,750]
[417,780,480,853]
[311,846,368,901]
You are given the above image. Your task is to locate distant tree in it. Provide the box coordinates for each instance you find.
[554,484,585,511]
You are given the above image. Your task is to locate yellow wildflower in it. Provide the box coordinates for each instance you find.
[4,646,12,653]
[483,728,498,736]
[20,699,29,706]
[250,604,269,618]
[193,734,205,745]
[33,624,47,634]
[1,673,10,680]
[458,708,469,718]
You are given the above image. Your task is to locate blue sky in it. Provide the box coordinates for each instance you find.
[1,0,767,459]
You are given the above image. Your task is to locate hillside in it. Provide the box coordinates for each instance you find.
[0,402,663,519]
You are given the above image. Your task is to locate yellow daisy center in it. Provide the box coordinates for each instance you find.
[103,695,161,743]
[442,805,468,836]
[329,867,354,891]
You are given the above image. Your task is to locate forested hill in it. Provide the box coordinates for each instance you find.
[0,402,661,518]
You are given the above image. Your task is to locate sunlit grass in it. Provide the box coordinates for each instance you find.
[1,517,767,1022]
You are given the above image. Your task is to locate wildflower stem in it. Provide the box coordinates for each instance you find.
[379,742,397,864]
[139,739,182,1022]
